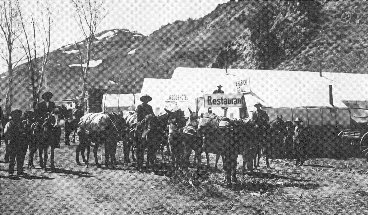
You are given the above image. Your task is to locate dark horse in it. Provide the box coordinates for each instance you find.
[167,109,202,170]
[29,110,62,171]
[135,112,170,171]
[77,112,128,168]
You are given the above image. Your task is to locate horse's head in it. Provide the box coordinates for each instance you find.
[165,109,186,128]
[108,112,129,139]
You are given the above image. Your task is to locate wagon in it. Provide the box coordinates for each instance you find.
[339,127,368,159]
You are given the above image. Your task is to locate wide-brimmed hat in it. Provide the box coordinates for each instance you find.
[254,102,263,107]
[140,94,152,103]
[217,85,223,88]
[294,117,303,122]
[11,109,22,119]
[42,91,53,100]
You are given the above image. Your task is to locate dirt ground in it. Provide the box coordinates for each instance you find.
[1,137,368,215]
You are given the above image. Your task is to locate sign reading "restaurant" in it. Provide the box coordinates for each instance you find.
[204,94,246,107]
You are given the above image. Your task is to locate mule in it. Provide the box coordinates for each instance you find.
[77,112,128,168]
[167,109,203,170]
[135,113,170,171]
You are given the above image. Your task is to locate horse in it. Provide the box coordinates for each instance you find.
[167,109,203,170]
[135,112,171,171]
[197,115,261,172]
[197,114,223,168]
[77,112,128,168]
[33,109,62,171]
[64,106,84,145]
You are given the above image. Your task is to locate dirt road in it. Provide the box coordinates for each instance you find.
[1,141,368,214]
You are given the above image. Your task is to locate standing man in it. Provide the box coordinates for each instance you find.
[293,118,308,166]
[4,110,28,177]
[252,102,270,168]
[135,94,154,170]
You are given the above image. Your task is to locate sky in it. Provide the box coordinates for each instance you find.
[0,0,228,73]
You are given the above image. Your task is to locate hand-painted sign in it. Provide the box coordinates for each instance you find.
[166,94,188,102]
[235,79,250,93]
[204,94,246,107]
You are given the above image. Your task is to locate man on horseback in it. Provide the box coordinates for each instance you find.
[135,94,154,170]
[270,115,286,158]
[251,102,270,168]
[36,92,56,121]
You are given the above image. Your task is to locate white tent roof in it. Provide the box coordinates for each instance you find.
[171,67,368,108]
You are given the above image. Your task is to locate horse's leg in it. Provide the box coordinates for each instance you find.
[94,144,100,167]
[28,142,36,168]
[65,123,70,145]
[104,142,110,169]
[215,153,221,169]
[43,145,49,171]
[83,143,91,167]
[123,139,130,164]
[72,129,76,144]
[38,143,44,168]
[50,146,55,170]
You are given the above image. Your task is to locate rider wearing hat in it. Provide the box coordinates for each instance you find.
[136,94,154,122]
[135,94,154,170]
[293,117,308,166]
[251,102,271,167]
[36,91,56,121]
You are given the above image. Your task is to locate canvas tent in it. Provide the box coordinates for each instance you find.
[102,94,136,113]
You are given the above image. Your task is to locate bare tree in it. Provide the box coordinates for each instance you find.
[0,0,23,114]
[71,0,107,112]
[16,0,52,109]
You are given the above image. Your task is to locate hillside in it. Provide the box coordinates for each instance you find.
[1,0,368,110]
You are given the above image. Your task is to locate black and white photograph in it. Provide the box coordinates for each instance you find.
[1,0,368,214]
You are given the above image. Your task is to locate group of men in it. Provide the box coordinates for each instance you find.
[0,92,59,178]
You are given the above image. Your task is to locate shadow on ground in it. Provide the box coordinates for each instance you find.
[52,168,93,178]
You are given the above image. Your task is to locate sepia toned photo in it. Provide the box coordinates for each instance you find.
[1,0,368,214]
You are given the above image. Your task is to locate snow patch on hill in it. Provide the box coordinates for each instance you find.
[64,50,79,54]
[69,60,103,68]
[128,49,137,55]
[96,30,116,41]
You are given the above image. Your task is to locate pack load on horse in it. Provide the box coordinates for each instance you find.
[123,111,138,164]
[77,112,127,168]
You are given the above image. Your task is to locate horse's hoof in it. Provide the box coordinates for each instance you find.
[96,164,101,168]
[76,162,82,166]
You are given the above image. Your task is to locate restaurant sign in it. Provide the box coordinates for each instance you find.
[204,94,246,107]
